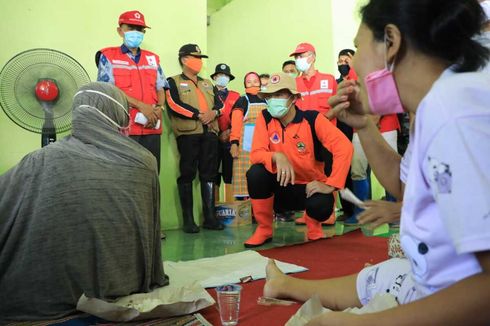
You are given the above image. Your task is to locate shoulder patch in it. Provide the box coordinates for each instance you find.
[270,132,281,144]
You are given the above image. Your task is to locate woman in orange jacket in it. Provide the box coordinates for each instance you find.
[229,72,267,198]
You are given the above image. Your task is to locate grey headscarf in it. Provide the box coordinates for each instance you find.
[0,82,168,322]
[69,81,156,170]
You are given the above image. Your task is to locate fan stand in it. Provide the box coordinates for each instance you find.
[36,78,59,147]
[40,102,56,147]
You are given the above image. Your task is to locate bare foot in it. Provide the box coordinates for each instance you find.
[263,259,289,298]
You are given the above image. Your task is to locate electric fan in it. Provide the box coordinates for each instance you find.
[0,48,91,147]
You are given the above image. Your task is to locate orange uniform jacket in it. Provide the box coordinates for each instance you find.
[251,108,353,189]
[295,70,337,124]
[100,46,161,135]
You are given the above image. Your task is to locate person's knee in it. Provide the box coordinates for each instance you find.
[247,164,273,198]
[179,174,196,184]
[305,193,334,221]
[179,164,198,184]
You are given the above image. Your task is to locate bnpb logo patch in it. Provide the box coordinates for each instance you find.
[270,75,281,84]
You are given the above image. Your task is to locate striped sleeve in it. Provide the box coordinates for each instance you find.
[166,77,200,119]
[230,109,244,145]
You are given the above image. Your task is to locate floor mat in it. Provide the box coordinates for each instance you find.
[200,229,389,326]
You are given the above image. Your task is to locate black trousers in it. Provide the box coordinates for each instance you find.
[336,120,354,216]
[246,164,334,221]
[216,141,233,185]
[130,134,161,173]
[176,132,219,184]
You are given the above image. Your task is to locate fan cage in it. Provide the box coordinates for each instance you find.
[0,48,91,134]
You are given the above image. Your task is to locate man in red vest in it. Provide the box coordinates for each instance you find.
[211,64,240,200]
[290,42,340,225]
[291,43,338,124]
[96,10,167,173]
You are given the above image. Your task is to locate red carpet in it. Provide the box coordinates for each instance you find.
[201,230,388,326]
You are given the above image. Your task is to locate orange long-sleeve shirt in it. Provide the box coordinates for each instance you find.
[230,94,267,145]
[251,108,353,189]
[230,109,244,143]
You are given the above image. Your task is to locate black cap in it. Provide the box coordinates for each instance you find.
[210,63,235,81]
[178,43,208,58]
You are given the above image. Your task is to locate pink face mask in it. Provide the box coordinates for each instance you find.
[364,38,404,116]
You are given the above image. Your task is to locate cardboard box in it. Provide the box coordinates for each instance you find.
[215,200,252,227]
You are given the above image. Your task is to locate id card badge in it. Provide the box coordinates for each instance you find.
[242,124,255,152]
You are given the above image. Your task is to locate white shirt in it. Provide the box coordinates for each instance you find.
[401,67,490,297]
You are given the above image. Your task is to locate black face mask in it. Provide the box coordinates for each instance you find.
[338,64,350,76]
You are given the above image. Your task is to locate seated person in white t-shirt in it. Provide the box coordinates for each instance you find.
[262,0,490,325]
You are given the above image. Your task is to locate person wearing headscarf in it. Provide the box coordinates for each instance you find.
[229,72,267,199]
[0,82,169,322]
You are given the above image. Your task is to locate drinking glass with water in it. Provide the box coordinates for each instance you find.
[215,284,242,326]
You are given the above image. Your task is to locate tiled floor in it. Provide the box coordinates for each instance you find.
[161,220,382,262]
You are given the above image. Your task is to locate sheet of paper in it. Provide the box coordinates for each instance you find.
[164,250,308,288]
[242,124,255,152]
[76,282,214,322]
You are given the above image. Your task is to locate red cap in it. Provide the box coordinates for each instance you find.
[118,10,150,28]
[289,42,316,57]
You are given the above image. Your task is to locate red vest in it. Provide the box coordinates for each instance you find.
[295,71,337,125]
[101,47,161,135]
[217,90,240,132]
[379,114,401,133]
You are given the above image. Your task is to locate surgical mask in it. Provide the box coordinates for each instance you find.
[481,0,490,22]
[260,86,267,91]
[266,97,292,118]
[246,86,260,95]
[295,56,312,72]
[215,75,230,87]
[364,36,404,116]
[288,73,297,78]
[184,57,203,73]
[124,31,144,48]
[338,64,350,77]
[73,90,130,136]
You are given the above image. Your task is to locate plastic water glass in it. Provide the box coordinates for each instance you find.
[216,284,242,326]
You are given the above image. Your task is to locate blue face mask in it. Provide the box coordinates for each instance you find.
[266,97,291,118]
[215,75,230,87]
[124,31,144,48]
